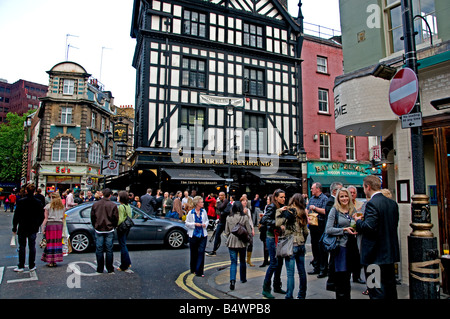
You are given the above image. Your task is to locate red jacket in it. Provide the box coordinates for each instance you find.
[204,196,217,218]
[9,194,16,204]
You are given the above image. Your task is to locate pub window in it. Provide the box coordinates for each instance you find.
[181,57,206,89]
[317,56,328,73]
[318,89,329,113]
[61,106,72,124]
[320,132,330,160]
[52,137,77,162]
[183,9,207,38]
[243,113,266,153]
[180,107,205,149]
[244,67,265,97]
[346,136,356,161]
[243,23,264,49]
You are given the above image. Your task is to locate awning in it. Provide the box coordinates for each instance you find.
[249,171,300,185]
[162,168,225,185]
[310,175,365,187]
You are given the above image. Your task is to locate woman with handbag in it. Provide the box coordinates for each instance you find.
[116,191,133,272]
[41,192,65,267]
[224,201,252,290]
[276,193,309,299]
[185,196,208,277]
[259,189,286,299]
[325,188,358,299]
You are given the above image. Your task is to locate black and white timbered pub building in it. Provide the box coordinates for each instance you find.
[128,0,306,197]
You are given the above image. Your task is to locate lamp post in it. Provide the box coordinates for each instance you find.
[226,102,234,197]
[400,0,440,299]
[102,129,112,189]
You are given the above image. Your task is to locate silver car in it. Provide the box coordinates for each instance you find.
[66,201,188,253]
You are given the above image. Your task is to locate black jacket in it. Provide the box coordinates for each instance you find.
[217,199,231,224]
[12,195,44,236]
[260,203,278,234]
[356,193,400,265]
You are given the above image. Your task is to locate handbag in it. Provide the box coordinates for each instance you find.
[320,208,340,252]
[118,204,134,232]
[118,216,134,232]
[231,218,251,243]
[308,212,319,226]
[276,235,294,257]
[40,236,47,249]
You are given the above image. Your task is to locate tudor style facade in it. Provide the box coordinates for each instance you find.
[129,0,305,196]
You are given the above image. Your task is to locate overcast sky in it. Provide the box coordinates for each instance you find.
[0,0,340,107]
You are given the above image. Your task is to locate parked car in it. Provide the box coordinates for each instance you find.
[65,201,188,253]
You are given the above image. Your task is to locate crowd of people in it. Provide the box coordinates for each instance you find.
[7,175,399,300]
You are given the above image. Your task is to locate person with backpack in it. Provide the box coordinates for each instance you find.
[206,192,231,257]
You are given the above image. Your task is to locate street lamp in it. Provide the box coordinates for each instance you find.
[226,102,234,197]
[116,142,128,159]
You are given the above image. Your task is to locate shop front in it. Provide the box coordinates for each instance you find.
[39,164,102,195]
[307,161,373,198]
[129,147,303,198]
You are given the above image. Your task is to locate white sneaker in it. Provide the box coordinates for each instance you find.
[29,266,36,272]
[13,267,24,272]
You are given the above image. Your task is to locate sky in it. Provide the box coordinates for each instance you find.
[0,0,341,108]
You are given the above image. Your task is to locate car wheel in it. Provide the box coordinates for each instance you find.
[166,229,185,249]
[71,231,92,253]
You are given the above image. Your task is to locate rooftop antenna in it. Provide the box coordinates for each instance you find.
[65,34,79,61]
[99,46,112,82]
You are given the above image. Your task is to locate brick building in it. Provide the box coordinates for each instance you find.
[301,34,370,196]
[0,79,47,122]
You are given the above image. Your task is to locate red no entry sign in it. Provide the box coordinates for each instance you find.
[389,67,419,116]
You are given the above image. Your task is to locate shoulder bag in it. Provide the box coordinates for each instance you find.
[231,217,251,243]
[118,205,134,232]
[276,235,294,257]
[320,208,340,252]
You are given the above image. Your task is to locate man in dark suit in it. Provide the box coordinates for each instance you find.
[140,188,156,215]
[354,175,400,299]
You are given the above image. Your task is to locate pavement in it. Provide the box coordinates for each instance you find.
[200,245,411,300]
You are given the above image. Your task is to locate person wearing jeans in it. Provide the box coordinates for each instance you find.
[90,188,119,274]
[95,232,114,273]
[275,193,309,299]
[285,245,307,299]
[224,201,252,290]
[117,191,132,272]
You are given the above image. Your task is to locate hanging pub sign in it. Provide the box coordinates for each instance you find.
[113,122,128,142]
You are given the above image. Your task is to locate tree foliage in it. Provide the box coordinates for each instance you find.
[0,112,30,182]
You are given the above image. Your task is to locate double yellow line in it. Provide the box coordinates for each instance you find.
[175,258,264,299]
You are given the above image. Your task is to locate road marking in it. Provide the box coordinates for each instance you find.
[6,266,38,284]
[176,257,264,299]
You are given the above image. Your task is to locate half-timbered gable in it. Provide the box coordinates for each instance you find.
[130,0,303,195]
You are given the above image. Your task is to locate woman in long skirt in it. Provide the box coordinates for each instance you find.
[41,192,65,267]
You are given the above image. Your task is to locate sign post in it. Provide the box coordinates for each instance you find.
[101,159,119,176]
[389,67,419,117]
[397,0,439,299]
